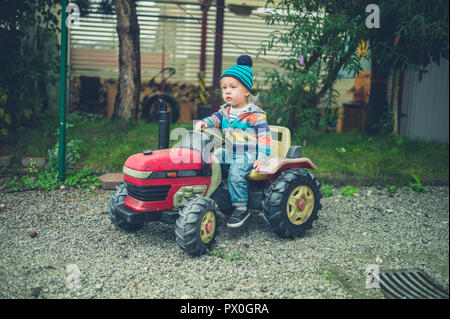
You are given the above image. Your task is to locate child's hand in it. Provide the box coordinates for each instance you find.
[195,121,207,131]
[253,160,265,172]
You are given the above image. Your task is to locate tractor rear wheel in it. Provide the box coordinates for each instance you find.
[175,197,218,256]
[108,182,144,232]
[141,94,180,123]
[262,168,322,238]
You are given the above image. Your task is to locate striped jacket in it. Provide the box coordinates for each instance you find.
[202,103,271,162]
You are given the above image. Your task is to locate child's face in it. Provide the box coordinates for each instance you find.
[221,77,250,108]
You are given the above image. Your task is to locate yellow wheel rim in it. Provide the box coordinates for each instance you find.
[200,211,216,244]
[286,185,315,225]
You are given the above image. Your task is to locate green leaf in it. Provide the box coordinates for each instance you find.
[410,174,421,185]
[341,186,358,197]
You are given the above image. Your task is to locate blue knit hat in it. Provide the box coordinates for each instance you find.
[220,55,253,92]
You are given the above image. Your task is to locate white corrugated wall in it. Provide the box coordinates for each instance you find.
[69,0,286,85]
[400,57,449,143]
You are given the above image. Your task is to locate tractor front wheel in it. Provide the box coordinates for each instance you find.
[175,197,218,256]
[263,168,322,238]
[108,182,144,232]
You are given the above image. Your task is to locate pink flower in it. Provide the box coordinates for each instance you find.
[277,117,282,124]
[298,55,305,66]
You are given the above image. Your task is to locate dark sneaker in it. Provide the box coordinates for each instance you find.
[227,209,250,228]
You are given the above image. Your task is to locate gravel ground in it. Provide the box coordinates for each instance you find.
[0,185,448,299]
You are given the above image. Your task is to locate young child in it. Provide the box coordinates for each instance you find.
[194,55,271,228]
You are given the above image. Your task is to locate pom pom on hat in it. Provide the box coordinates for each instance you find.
[237,55,253,67]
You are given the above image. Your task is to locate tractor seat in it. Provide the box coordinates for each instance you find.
[246,126,291,181]
[212,126,302,181]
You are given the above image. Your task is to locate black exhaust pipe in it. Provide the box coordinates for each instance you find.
[158,99,170,149]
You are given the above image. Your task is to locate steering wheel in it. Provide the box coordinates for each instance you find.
[201,127,233,156]
[201,127,225,143]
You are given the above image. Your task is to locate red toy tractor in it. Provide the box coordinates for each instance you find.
[108,125,322,256]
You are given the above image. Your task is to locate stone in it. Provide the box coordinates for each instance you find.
[21,157,46,168]
[0,155,12,167]
[98,173,123,190]
[30,287,41,297]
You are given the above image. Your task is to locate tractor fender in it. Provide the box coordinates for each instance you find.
[258,157,318,175]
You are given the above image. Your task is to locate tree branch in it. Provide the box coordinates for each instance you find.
[317,45,356,100]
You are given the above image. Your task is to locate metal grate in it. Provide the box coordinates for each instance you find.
[379,269,449,299]
[126,182,171,202]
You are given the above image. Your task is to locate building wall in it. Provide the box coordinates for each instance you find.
[400,57,449,143]
[69,0,285,85]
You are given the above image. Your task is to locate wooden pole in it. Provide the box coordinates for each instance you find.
[392,68,400,135]
[211,0,224,112]
[198,0,209,106]
[200,0,209,73]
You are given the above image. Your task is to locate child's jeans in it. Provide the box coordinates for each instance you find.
[218,149,256,206]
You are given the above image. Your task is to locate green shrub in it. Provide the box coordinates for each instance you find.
[408,174,427,193]
[341,185,358,197]
[1,134,100,192]
[0,166,7,177]
[1,176,22,191]
[321,184,333,197]
[35,171,61,191]
[67,111,104,124]
[207,248,253,263]
[385,184,398,193]
[47,139,82,173]
[64,168,101,192]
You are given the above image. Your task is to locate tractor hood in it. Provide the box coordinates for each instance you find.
[123,148,205,175]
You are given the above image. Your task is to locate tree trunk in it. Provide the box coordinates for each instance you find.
[287,106,298,133]
[391,68,401,135]
[365,58,389,134]
[113,0,140,125]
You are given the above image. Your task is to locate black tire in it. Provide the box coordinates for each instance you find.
[262,168,322,238]
[141,94,180,123]
[108,182,144,232]
[175,197,218,256]
[210,185,233,217]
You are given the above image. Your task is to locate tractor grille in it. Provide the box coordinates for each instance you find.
[125,182,171,202]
